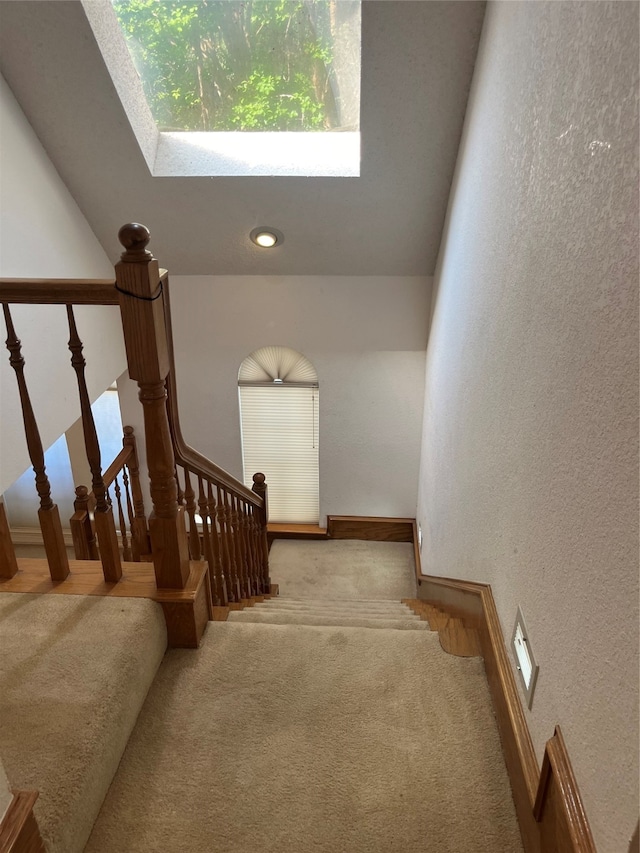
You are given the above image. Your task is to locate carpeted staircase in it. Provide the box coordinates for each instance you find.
[1,540,523,852]
[228,597,434,630]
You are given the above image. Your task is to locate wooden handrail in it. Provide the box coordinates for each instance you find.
[161,273,263,508]
[0,279,119,305]
[101,445,133,490]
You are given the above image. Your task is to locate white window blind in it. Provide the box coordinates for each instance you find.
[239,384,319,524]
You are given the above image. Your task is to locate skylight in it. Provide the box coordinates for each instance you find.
[83,0,361,177]
[112,0,360,133]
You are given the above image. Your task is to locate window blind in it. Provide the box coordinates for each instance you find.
[239,384,319,524]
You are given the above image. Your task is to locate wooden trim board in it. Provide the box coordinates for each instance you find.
[534,727,597,853]
[327,516,413,541]
[0,791,45,853]
[267,524,328,549]
[416,570,596,852]
[412,517,595,853]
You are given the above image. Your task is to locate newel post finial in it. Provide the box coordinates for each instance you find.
[118,222,153,263]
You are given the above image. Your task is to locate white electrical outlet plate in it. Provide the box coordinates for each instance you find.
[511,606,539,709]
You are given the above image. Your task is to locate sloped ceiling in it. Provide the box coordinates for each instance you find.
[0,1,485,275]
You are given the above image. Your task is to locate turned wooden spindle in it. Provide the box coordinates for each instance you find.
[121,468,136,554]
[240,499,258,596]
[114,475,132,561]
[229,494,249,600]
[202,480,227,606]
[217,486,241,602]
[70,485,99,560]
[116,225,189,589]
[67,305,122,582]
[252,472,271,594]
[183,469,201,561]
[0,500,18,579]
[3,304,69,581]
[122,426,150,559]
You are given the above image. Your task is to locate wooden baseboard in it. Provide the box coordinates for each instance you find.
[327,516,414,541]
[416,569,596,853]
[0,791,45,853]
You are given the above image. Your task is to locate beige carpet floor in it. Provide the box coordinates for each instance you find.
[85,621,523,852]
[0,593,166,853]
[269,539,418,599]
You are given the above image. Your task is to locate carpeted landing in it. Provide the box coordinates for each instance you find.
[85,621,522,852]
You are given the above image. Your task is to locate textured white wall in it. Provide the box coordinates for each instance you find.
[0,75,126,494]
[166,276,429,525]
[416,3,638,852]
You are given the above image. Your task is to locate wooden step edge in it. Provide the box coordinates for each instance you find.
[402,598,481,657]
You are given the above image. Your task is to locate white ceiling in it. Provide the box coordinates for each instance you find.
[0,1,485,276]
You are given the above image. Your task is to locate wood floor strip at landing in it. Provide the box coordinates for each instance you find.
[1,559,159,598]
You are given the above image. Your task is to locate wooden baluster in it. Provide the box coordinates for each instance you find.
[240,499,258,596]
[67,305,122,582]
[0,500,18,579]
[217,485,241,602]
[70,485,99,560]
[121,468,137,560]
[183,469,201,561]
[237,495,254,597]
[198,480,227,607]
[245,504,258,594]
[195,478,214,608]
[114,475,132,561]
[229,493,249,599]
[252,472,271,595]
[250,506,264,594]
[122,426,150,560]
[116,225,189,589]
[175,466,185,506]
[3,304,69,581]
[206,483,228,606]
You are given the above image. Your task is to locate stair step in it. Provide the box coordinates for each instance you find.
[254,603,418,617]
[259,598,412,609]
[227,611,432,630]
[253,607,420,620]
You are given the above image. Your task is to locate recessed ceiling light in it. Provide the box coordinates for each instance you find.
[250,227,284,248]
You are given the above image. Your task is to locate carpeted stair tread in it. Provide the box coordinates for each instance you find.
[0,592,166,853]
[258,599,415,613]
[273,597,412,605]
[253,604,419,618]
[85,621,523,852]
[228,610,431,629]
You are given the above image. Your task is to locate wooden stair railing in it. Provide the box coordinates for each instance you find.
[70,426,151,563]
[0,222,271,613]
[150,226,272,603]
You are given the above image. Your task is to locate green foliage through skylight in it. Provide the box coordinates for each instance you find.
[112,0,360,132]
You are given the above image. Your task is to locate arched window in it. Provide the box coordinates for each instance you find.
[238,346,319,524]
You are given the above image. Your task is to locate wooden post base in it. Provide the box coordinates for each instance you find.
[155,561,213,648]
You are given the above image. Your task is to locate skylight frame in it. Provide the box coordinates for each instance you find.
[83,0,360,178]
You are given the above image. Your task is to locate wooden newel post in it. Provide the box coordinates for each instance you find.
[115,223,190,589]
[252,472,271,594]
